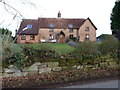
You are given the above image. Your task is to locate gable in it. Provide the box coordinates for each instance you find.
[87,18,97,30]
[85,18,97,30]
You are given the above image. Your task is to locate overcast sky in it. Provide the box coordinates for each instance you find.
[0,0,116,36]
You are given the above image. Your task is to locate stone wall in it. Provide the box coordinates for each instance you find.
[2,61,119,78]
[38,28,78,42]
[79,19,96,42]
[2,62,61,77]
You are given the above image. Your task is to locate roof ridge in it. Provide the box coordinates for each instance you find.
[22,19,38,21]
[38,17,86,20]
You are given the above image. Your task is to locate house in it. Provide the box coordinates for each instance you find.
[16,11,97,43]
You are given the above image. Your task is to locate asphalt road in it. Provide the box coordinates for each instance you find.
[63,80,119,88]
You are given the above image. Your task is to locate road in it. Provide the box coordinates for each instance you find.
[63,80,119,88]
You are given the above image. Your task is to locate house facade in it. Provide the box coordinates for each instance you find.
[17,12,97,43]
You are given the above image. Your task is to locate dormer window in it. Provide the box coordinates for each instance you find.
[27,25,32,29]
[49,24,54,28]
[68,24,73,28]
[85,27,89,31]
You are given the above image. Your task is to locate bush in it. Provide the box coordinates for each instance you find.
[58,59,67,67]
[66,59,80,66]
[20,43,76,65]
[73,41,100,64]
[20,43,75,55]
[8,53,27,70]
[99,36,118,58]
[71,37,77,42]
[23,47,60,60]
[1,30,25,69]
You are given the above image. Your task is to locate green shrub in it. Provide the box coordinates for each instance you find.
[47,62,59,68]
[20,43,75,55]
[8,53,27,70]
[58,59,67,67]
[22,47,60,61]
[66,59,79,66]
[99,36,118,56]
[71,37,77,42]
[62,66,76,71]
[1,29,26,69]
[73,41,100,64]
[109,61,117,65]
[34,59,58,62]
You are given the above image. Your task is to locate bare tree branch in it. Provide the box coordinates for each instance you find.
[1,1,25,19]
[0,0,41,34]
[0,20,5,25]
[13,13,17,20]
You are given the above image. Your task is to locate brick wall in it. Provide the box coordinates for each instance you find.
[17,35,40,44]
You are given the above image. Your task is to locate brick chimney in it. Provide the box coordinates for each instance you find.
[58,11,61,18]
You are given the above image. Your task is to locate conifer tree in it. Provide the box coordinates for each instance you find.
[110,0,120,40]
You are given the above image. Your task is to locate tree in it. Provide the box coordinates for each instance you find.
[110,0,120,41]
[97,34,116,41]
[0,28,12,42]
[0,28,12,35]
[116,0,120,2]
[0,0,40,34]
[99,36,118,58]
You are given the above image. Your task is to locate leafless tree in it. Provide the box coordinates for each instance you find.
[0,0,40,28]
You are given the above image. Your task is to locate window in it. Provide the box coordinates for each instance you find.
[49,24,54,27]
[30,35,35,40]
[49,34,54,39]
[60,35,63,37]
[69,34,73,39]
[85,34,90,40]
[85,27,89,31]
[27,25,32,29]
[49,29,54,32]
[69,29,73,33]
[68,24,73,28]
[21,35,26,40]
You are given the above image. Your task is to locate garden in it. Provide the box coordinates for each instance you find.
[1,28,120,88]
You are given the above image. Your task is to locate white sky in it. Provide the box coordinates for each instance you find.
[0,0,116,36]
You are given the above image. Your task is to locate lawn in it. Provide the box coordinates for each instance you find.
[20,43,75,55]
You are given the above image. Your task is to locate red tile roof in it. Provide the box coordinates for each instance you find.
[17,19,39,35]
[38,18,85,29]
[17,17,96,35]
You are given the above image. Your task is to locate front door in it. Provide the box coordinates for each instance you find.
[58,34,65,43]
